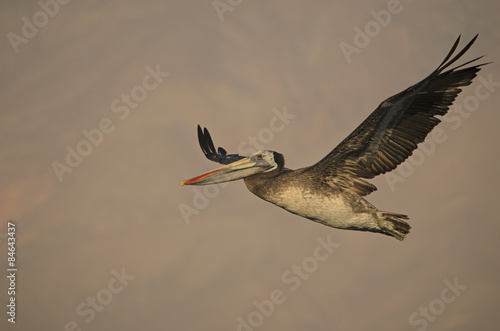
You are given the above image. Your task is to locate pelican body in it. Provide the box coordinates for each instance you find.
[181,35,487,240]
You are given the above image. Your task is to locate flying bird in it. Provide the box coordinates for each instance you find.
[181,35,488,240]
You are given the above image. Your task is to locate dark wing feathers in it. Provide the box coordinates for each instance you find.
[307,35,488,196]
[197,125,244,165]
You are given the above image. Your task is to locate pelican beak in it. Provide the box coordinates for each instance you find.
[181,157,268,186]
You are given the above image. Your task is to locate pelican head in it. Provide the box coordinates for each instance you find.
[181,150,280,186]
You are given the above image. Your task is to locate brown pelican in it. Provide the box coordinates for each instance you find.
[181,35,487,240]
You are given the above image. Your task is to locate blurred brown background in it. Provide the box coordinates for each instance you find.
[1,1,499,330]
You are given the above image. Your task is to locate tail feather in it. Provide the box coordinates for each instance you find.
[380,212,411,241]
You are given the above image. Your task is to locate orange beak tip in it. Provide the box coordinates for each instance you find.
[180,169,225,187]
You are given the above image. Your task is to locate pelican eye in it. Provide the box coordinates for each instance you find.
[257,154,263,159]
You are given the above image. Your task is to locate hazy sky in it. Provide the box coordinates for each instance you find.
[1,1,499,330]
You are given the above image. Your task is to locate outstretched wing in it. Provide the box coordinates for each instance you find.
[306,35,489,196]
[197,125,245,165]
